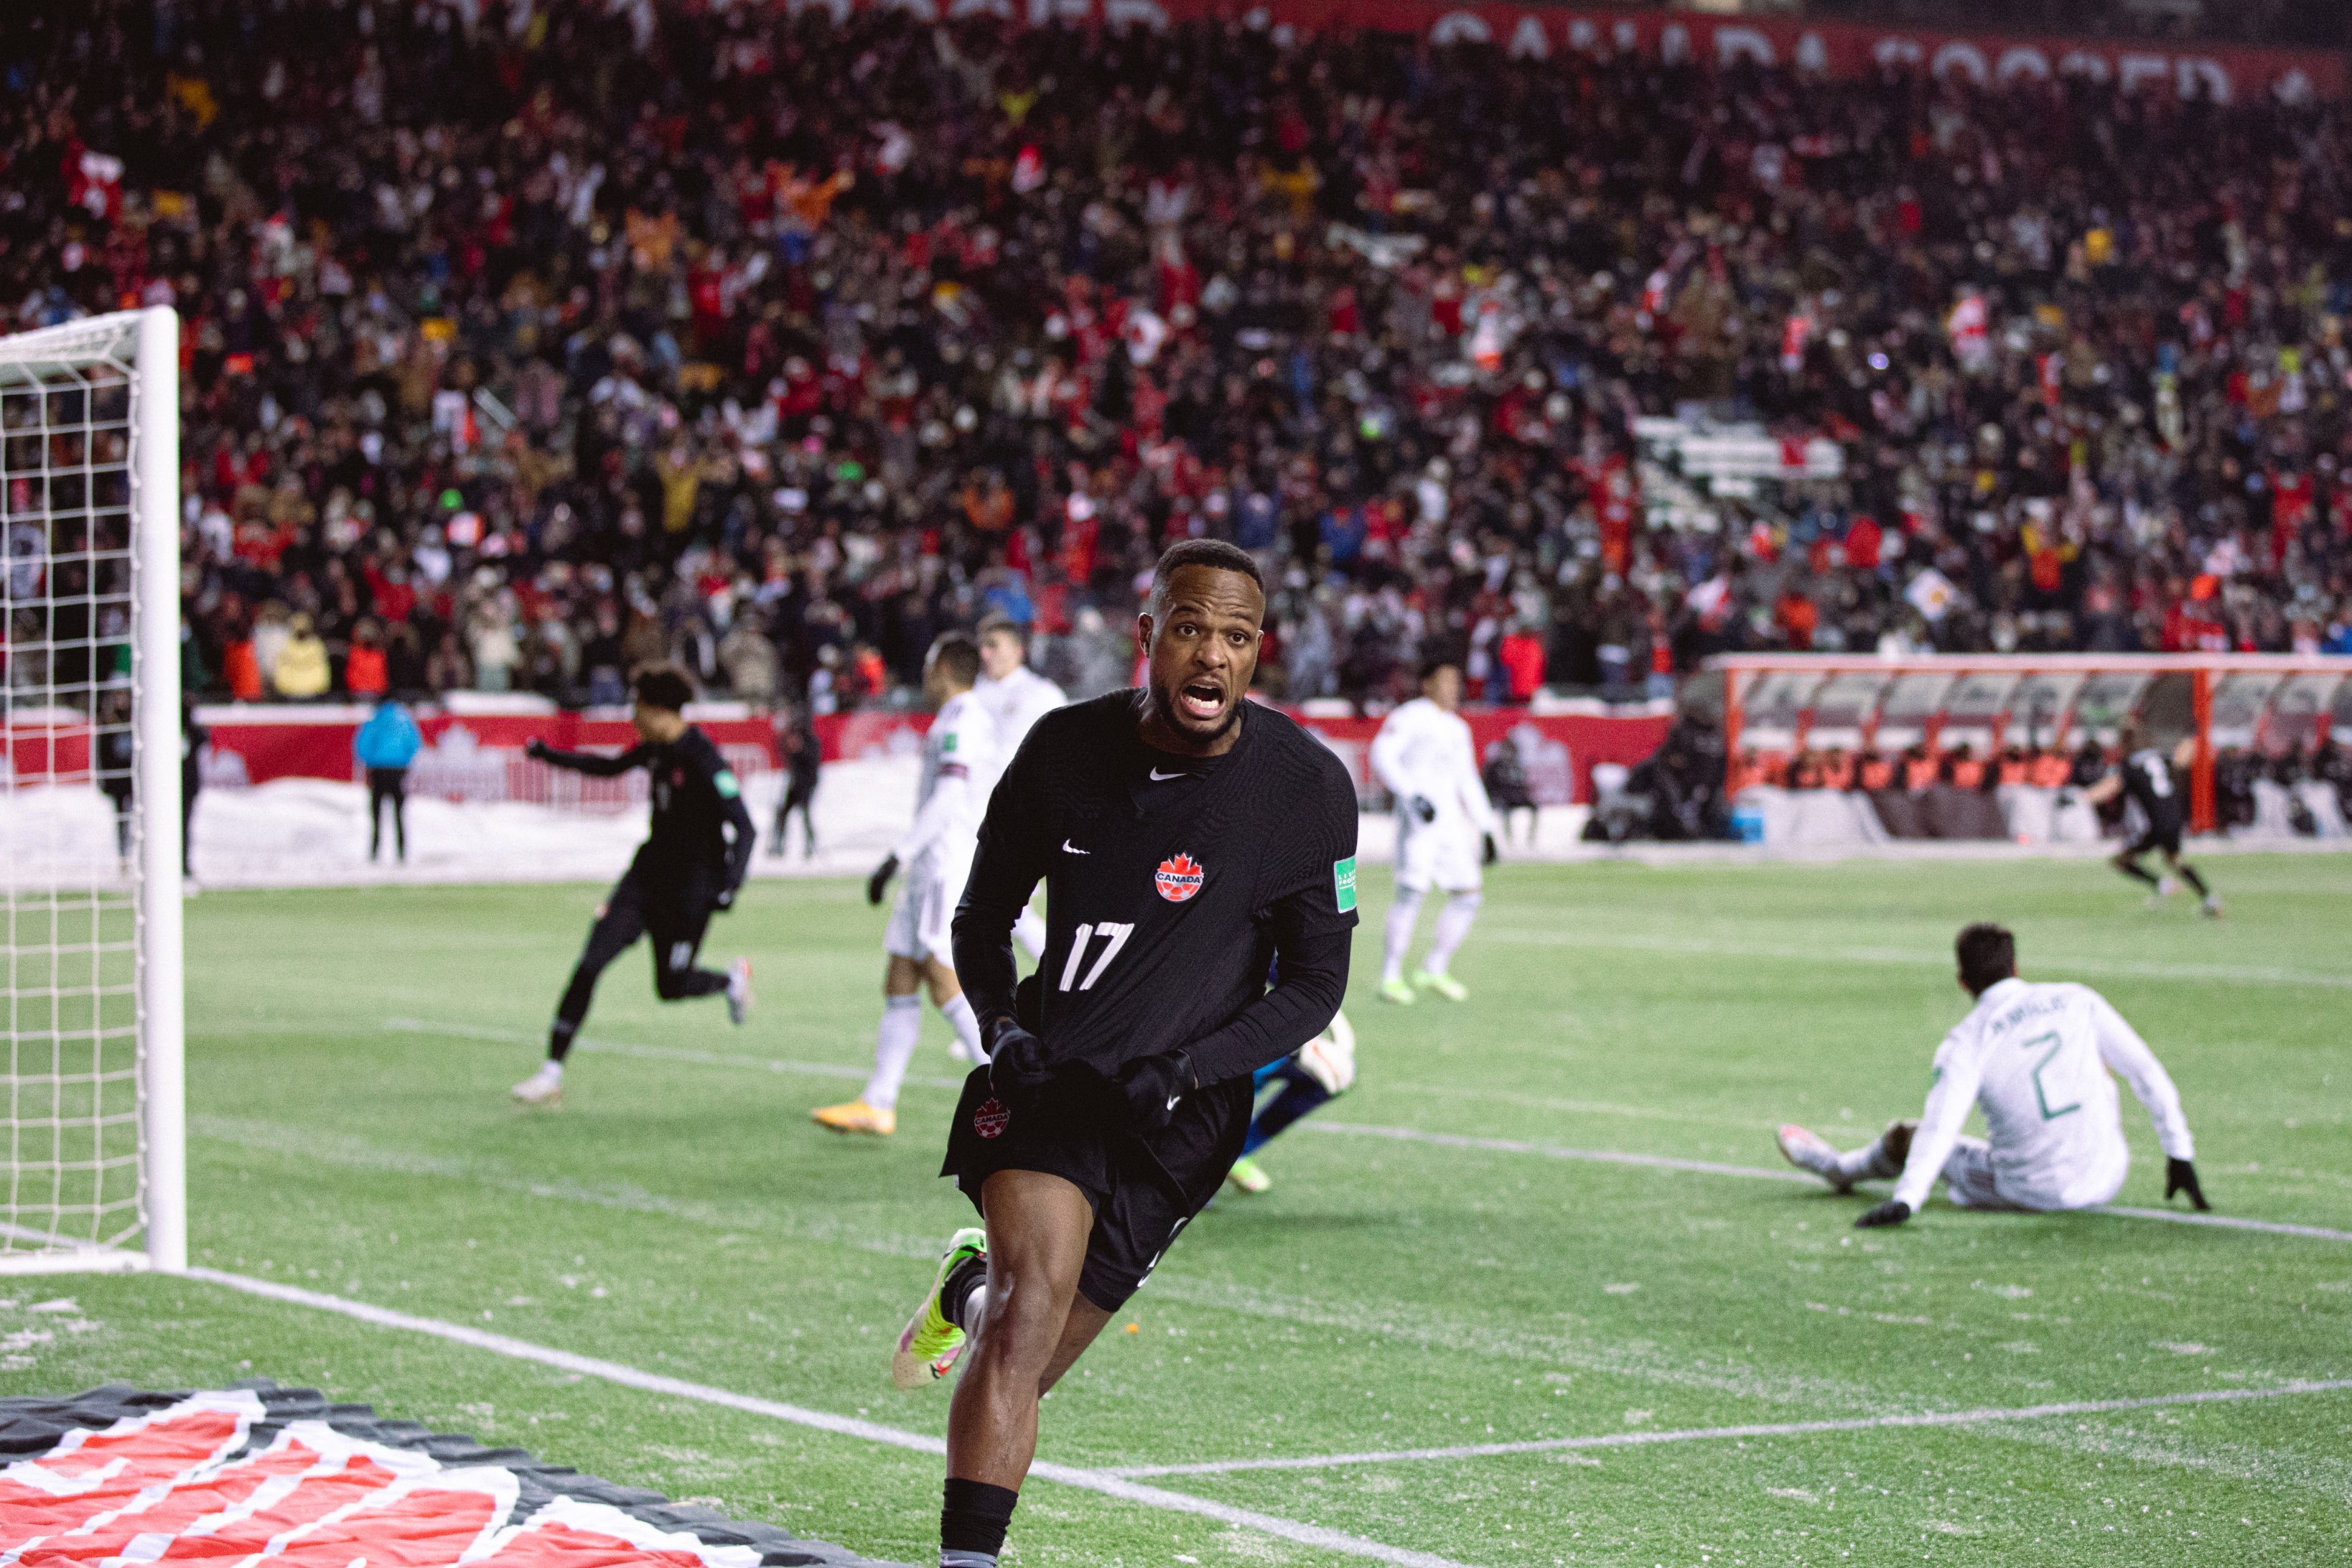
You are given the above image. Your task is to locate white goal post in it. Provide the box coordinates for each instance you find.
[0,308,183,1274]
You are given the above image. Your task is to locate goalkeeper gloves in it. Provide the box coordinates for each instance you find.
[1854,1198,1912,1229]
[525,737,554,762]
[2165,1157,2210,1211]
[1409,794,1437,823]
[1296,1025,1356,1095]
[1483,832,1499,865]
[866,853,900,906]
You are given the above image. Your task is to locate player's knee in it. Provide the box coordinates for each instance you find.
[973,1263,1070,1363]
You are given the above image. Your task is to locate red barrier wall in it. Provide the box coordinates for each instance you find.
[192,703,1671,806]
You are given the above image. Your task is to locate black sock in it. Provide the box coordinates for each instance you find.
[941,1252,989,1332]
[548,1018,579,1062]
[2115,857,2160,888]
[2175,862,2211,897]
[941,1478,1017,1567]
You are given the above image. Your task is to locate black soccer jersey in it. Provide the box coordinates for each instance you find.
[538,726,755,883]
[953,691,1360,1083]
[2119,746,2183,830]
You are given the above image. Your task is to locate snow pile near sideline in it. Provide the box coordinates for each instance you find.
[10,757,2338,892]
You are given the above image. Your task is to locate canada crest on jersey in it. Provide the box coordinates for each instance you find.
[1154,852,1205,902]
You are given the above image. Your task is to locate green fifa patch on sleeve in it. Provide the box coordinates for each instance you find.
[713,770,740,799]
[1333,855,1358,913]
[942,732,958,753]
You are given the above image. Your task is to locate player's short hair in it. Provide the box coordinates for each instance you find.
[1955,922,2017,996]
[631,664,696,714]
[976,612,1028,647]
[928,630,983,688]
[1149,539,1263,607]
[1419,650,1464,683]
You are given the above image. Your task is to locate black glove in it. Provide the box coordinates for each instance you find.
[1855,1199,1912,1229]
[1409,794,1437,823]
[986,1018,1055,1099]
[865,853,900,907]
[712,882,739,911]
[1483,832,1499,865]
[525,737,554,762]
[2165,1157,2210,1211]
[1101,1050,1195,1133]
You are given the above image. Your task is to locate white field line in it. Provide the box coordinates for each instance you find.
[1101,1379,2352,1478]
[1303,1121,2352,1243]
[1484,928,2352,991]
[185,1267,1474,1568]
[382,1017,966,1091]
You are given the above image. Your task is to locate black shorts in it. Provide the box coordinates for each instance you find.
[941,1066,1251,1313]
[2126,814,2183,857]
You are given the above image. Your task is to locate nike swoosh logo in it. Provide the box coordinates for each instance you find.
[1166,1094,1182,1111]
[1061,839,1088,854]
[1149,768,1188,781]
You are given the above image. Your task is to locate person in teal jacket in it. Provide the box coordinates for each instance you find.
[354,699,422,862]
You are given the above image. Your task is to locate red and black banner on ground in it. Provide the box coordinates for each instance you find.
[1,1383,895,1568]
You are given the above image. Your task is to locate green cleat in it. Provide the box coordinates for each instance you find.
[1226,1155,1271,1195]
[1378,976,1418,1004]
[892,1226,987,1390]
[1413,969,1470,1002]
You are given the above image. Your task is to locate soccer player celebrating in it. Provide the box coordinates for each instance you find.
[971,613,1066,961]
[2084,722,2222,916]
[813,634,999,1137]
[892,541,1358,1568]
[1370,655,1499,1003]
[1777,922,2208,1227]
[511,666,755,1106]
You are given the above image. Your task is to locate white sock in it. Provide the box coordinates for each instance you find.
[1425,891,1482,976]
[1014,907,1047,963]
[862,995,923,1111]
[941,992,986,1063]
[1834,1134,1900,1184]
[531,1060,562,1083]
[1382,889,1425,984]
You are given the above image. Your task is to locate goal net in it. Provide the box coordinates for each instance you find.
[0,309,183,1274]
[1707,653,2350,846]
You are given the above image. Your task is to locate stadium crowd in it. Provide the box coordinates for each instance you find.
[7,0,2352,717]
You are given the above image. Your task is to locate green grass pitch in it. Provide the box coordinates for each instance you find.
[5,855,2350,1567]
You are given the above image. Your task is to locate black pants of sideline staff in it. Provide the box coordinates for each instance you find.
[368,766,409,862]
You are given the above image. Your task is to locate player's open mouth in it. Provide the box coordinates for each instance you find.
[1177,679,1226,722]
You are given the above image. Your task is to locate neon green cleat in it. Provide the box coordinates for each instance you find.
[1378,976,1418,1005]
[1413,969,1470,1002]
[892,1226,987,1390]
[1226,1155,1271,1195]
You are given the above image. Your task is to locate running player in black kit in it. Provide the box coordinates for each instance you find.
[510,666,759,1106]
[2085,720,2223,918]
[888,541,1358,1568]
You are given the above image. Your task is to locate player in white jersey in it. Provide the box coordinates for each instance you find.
[972,614,1065,961]
[1778,923,2208,1226]
[1370,656,1499,1004]
[814,633,999,1136]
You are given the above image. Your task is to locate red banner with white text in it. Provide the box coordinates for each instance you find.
[822,0,2341,102]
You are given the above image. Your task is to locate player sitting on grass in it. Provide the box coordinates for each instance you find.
[1778,921,2208,1228]
[1224,1004,1355,1195]
[512,666,755,1106]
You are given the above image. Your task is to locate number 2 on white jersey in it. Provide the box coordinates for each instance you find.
[1058,923,1134,991]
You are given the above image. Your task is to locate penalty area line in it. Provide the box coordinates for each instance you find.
[383,1017,966,1092]
[1105,1378,2352,1478]
[185,1267,1478,1568]
[1303,1121,2352,1243]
